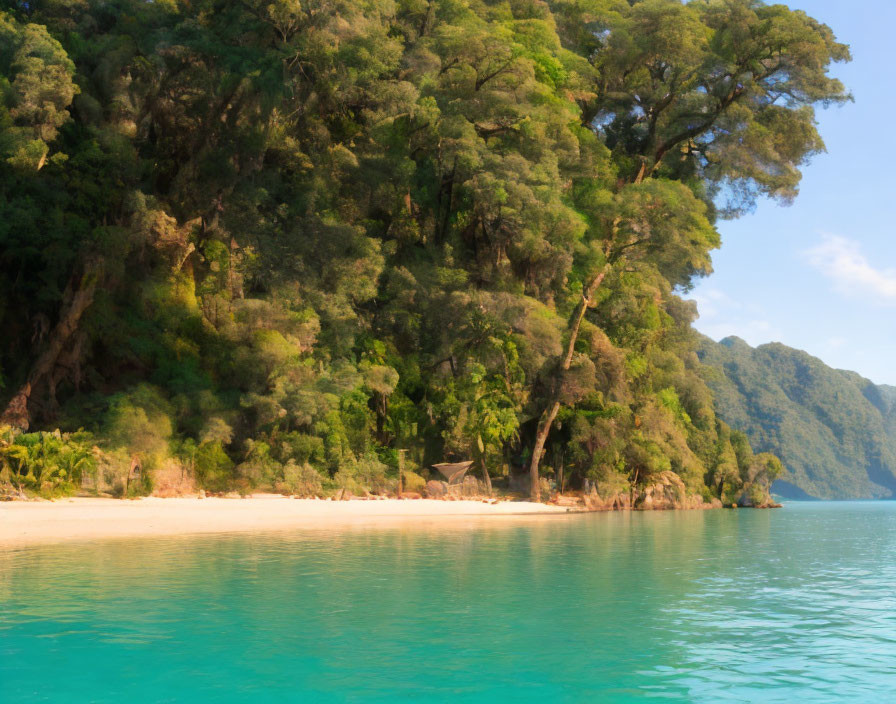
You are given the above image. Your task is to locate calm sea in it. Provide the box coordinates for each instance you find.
[2,502,895,702]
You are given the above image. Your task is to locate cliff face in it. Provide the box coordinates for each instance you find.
[698,336,896,500]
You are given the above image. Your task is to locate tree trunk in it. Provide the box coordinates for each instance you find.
[556,447,565,494]
[529,262,610,500]
[633,159,647,185]
[375,394,389,445]
[480,456,493,496]
[528,400,560,501]
[1,258,102,430]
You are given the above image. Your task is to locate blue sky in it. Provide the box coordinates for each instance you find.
[689,1,896,384]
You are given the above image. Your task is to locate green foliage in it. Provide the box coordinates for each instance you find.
[0,0,842,501]
[103,385,173,467]
[401,469,427,493]
[0,12,78,169]
[0,426,96,496]
[334,452,390,495]
[194,441,235,493]
[277,460,325,497]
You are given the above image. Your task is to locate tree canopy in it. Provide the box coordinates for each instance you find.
[0,0,847,503]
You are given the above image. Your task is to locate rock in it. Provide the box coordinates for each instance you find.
[447,476,483,498]
[683,494,705,510]
[552,495,584,508]
[583,490,622,511]
[464,476,483,497]
[425,480,447,498]
[197,489,206,499]
[634,471,705,510]
[400,492,422,500]
[620,493,633,509]
[737,488,781,508]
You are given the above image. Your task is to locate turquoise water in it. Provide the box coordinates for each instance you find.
[2,503,896,702]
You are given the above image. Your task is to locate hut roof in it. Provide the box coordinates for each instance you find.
[432,461,474,485]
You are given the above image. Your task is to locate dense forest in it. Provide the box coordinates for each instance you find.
[700,336,896,500]
[0,0,848,505]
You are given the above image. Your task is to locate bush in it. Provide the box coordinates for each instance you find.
[194,441,235,492]
[104,385,173,470]
[235,440,280,489]
[331,452,390,495]
[276,460,324,496]
[276,432,325,465]
[0,426,98,497]
[401,470,426,493]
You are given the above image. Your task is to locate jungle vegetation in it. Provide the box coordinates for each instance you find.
[0,0,847,502]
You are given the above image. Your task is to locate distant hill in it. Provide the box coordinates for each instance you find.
[698,336,896,499]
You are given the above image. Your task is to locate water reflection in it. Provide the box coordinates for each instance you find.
[2,504,896,702]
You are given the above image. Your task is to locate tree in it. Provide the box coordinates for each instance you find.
[583,0,850,207]
[529,179,717,498]
[526,0,849,499]
[1,0,833,503]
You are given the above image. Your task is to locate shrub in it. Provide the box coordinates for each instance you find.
[276,460,324,496]
[236,441,280,490]
[194,441,235,492]
[0,426,97,497]
[200,417,234,445]
[276,432,325,465]
[401,470,426,493]
[104,385,173,469]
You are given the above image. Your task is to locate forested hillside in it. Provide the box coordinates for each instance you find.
[0,0,847,503]
[700,337,896,499]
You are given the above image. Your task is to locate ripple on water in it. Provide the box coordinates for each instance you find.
[2,503,896,702]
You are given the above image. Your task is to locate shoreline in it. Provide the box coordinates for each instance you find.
[0,496,574,547]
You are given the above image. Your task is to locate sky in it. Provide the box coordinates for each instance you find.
[689,0,896,384]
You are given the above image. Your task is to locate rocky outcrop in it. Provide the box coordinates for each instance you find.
[635,471,684,510]
[425,480,446,498]
[424,469,747,510]
[447,476,483,498]
[553,495,584,508]
[425,476,485,499]
[560,471,720,511]
[585,490,632,511]
[736,487,782,509]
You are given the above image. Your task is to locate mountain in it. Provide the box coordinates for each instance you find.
[698,336,896,499]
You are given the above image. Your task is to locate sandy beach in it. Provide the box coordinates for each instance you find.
[0,496,573,546]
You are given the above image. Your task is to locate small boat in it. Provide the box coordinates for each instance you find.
[431,461,474,485]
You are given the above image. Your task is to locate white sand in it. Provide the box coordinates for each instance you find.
[0,496,573,546]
